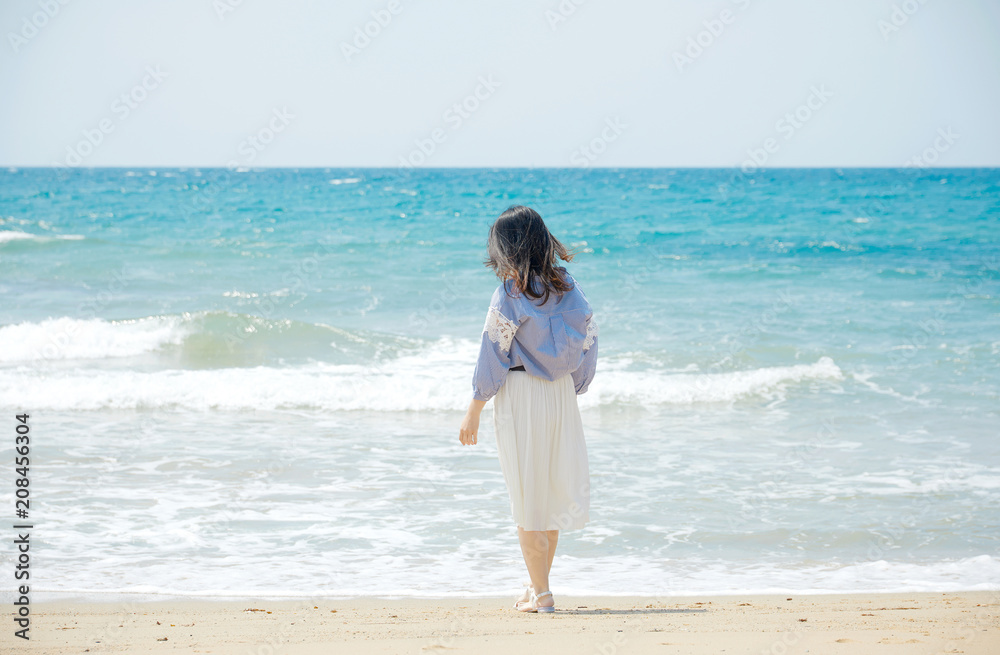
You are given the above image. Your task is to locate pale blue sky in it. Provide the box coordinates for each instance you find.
[1,0,997,167]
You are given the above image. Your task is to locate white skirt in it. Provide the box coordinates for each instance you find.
[492,370,590,531]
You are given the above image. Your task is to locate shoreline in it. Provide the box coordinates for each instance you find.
[14,591,998,654]
[16,584,1000,604]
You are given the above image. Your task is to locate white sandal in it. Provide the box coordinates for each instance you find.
[514,588,555,613]
[515,581,533,606]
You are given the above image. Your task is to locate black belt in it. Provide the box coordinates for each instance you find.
[509,365,525,371]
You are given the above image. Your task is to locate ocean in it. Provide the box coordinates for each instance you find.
[1,167,998,601]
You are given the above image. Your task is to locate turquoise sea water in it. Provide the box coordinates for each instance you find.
[1,167,998,600]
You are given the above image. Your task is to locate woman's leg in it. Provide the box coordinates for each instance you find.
[545,529,558,574]
[517,526,558,607]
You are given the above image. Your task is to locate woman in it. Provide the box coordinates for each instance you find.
[459,205,598,613]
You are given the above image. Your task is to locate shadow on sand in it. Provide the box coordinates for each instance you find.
[554,607,709,616]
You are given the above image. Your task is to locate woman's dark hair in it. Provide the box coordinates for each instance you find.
[483,205,575,304]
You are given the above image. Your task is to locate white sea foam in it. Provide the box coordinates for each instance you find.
[578,357,843,408]
[0,230,84,243]
[1,350,844,411]
[0,230,37,242]
[0,315,188,362]
[15,555,1000,601]
[0,313,845,409]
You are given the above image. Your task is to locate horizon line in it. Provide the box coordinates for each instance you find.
[3,165,998,171]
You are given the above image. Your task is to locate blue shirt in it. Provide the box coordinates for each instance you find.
[471,271,598,402]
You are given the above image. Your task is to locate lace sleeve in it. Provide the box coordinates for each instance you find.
[484,306,518,353]
[472,297,519,402]
[582,315,599,351]
[573,314,598,394]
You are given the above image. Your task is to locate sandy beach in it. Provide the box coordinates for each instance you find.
[12,590,997,654]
